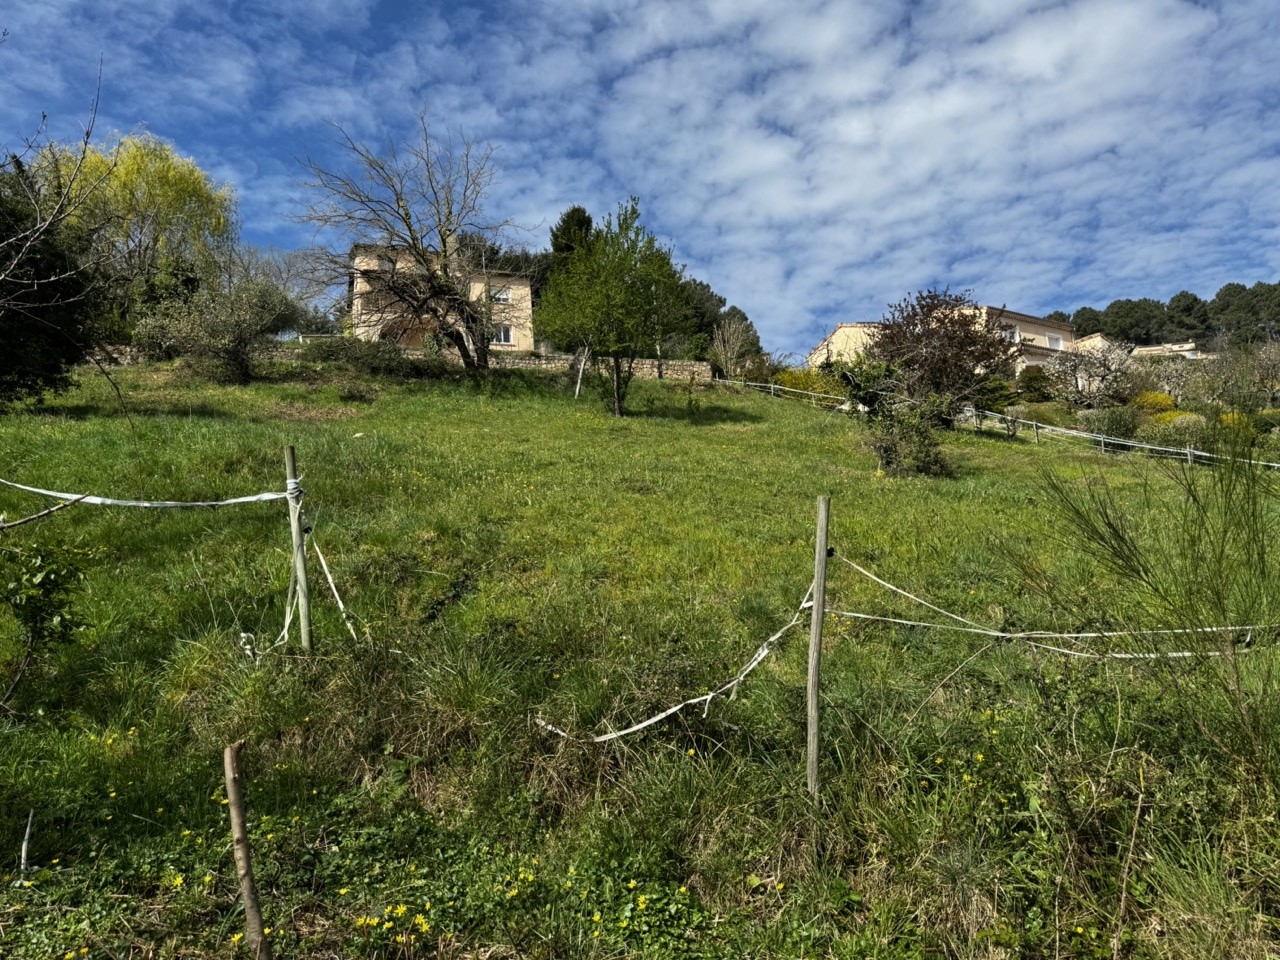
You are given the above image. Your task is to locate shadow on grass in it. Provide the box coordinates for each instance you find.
[632,403,765,425]
[27,401,242,421]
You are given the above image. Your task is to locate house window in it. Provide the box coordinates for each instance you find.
[1047,334,1063,350]
[491,324,513,345]
[490,287,512,303]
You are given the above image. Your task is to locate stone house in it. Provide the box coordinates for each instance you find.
[348,245,535,357]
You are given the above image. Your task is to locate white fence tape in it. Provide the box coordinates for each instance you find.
[715,378,849,408]
[833,553,1272,660]
[537,585,813,743]
[0,474,290,509]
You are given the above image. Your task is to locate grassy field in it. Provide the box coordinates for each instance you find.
[1,363,1277,958]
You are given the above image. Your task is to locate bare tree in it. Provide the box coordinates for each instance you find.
[708,308,759,379]
[2,90,112,314]
[298,109,515,368]
[2,72,129,407]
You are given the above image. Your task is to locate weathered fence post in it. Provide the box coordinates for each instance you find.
[285,446,312,655]
[224,740,272,960]
[1033,421,1040,444]
[1187,445,1194,466]
[807,496,830,801]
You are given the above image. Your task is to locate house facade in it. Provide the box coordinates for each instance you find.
[348,246,535,356]
[806,307,1075,373]
[805,322,879,368]
[991,308,1076,370]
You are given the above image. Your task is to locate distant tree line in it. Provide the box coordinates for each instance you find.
[1046,281,1280,347]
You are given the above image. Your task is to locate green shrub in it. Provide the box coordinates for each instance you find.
[300,337,442,379]
[1076,405,1139,440]
[1016,365,1053,402]
[1003,404,1028,438]
[868,403,949,476]
[1219,410,1254,436]
[134,281,306,385]
[1253,408,1280,432]
[1133,390,1176,414]
[1135,412,1208,451]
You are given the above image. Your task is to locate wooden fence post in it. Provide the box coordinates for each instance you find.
[807,496,830,801]
[1033,421,1040,444]
[224,740,272,960]
[285,445,312,655]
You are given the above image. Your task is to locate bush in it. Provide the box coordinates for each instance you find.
[868,403,949,477]
[773,367,846,397]
[1135,412,1208,451]
[1253,408,1280,432]
[1076,405,1139,440]
[1016,365,1053,402]
[135,281,305,384]
[1003,404,1028,438]
[301,337,421,377]
[1133,390,1176,415]
[1218,410,1256,442]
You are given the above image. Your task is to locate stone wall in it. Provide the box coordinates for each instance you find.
[489,352,713,382]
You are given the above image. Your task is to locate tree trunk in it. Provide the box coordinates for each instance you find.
[611,356,623,417]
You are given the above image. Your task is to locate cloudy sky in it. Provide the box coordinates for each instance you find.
[3,0,1279,354]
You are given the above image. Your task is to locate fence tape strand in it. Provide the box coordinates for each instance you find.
[0,475,288,509]
[537,584,813,744]
[309,534,362,643]
[830,554,1274,659]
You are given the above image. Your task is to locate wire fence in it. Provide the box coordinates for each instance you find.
[714,376,1280,471]
[714,377,850,410]
[962,406,1280,469]
[0,457,363,657]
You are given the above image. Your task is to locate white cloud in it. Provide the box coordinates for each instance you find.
[5,0,1280,353]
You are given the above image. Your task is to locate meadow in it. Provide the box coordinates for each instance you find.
[1,362,1277,959]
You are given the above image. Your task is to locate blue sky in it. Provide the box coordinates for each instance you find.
[3,0,1279,355]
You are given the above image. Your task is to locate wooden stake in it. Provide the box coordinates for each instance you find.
[1033,421,1040,444]
[807,496,830,801]
[224,740,272,960]
[285,446,312,655]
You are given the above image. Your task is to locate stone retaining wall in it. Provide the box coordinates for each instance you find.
[489,353,712,381]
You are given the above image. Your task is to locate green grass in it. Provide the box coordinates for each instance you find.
[1,364,1277,958]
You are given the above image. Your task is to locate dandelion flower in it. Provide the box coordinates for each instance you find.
[628,879,637,889]
[338,888,349,896]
